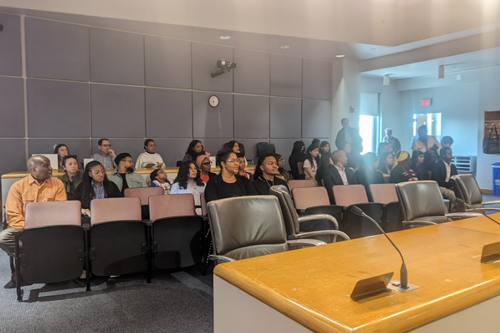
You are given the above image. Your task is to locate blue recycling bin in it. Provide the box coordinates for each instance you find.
[493,162,500,196]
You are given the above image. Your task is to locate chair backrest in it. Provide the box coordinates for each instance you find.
[270,185,300,236]
[90,197,142,225]
[370,183,398,204]
[149,193,196,221]
[333,185,369,206]
[200,192,208,216]
[292,187,330,210]
[452,174,482,206]
[395,181,447,221]
[288,179,317,192]
[208,196,288,260]
[25,201,82,229]
[256,142,276,158]
[124,187,164,205]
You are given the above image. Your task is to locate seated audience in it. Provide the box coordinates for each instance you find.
[311,138,320,146]
[196,154,216,183]
[135,139,164,169]
[319,141,331,169]
[91,138,116,170]
[170,161,206,212]
[383,128,401,153]
[410,151,429,180]
[355,153,384,201]
[71,161,122,217]
[108,153,147,193]
[54,143,70,171]
[303,144,320,180]
[411,125,441,168]
[205,151,257,202]
[390,151,418,183]
[341,142,358,170]
[431,147,458,208]
[288,141,306,180]
[183,140,205,162]
[323,150,357,204]
[59,155,83,196]
[150,169,172,194]
[377,142,393,155]
[275,154,292,182]
[441,136,454,148]
[377,151,394,176]
[237,153,251,180]
[0,156,66,258]
[225,140,247,166]
[252,154,289,195]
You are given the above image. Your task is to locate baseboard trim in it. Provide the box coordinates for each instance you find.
[482,189,493,194]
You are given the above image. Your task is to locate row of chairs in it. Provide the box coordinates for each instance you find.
[12,194,204,301]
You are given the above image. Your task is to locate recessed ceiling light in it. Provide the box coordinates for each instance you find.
[219,36,231,40]
[280,45,290,49]
[336,54,345,58]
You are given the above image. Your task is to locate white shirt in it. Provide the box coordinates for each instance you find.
[335,165,349,185]
[303,159,317,180]
[444,161,451,182]
[135,152,164,169]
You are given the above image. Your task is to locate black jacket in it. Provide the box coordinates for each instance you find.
[288,152,306,180]
[252,176,289,195]
[431,160,458,189]
[70,181,122,209]
[323,165,357,204]
[205,173,258,203]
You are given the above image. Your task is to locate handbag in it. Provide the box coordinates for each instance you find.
[483,124,500,154]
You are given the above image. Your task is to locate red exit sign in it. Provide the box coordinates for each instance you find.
[421,98,432,106]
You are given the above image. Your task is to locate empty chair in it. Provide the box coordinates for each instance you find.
[332,185,384,239]
[451,174,500,212]
[288,179,317,196]
[14,201,86,300]
[124,187,164,220]
[149,194,204,269]
[396,180,481,227]
[370,183,402,232]
[89,197,149,279]
[270,186,349,243]
[208,196,326,262]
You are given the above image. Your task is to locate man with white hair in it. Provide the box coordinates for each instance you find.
[383,128,401,153]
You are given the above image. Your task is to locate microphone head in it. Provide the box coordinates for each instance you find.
[351,205,364,216]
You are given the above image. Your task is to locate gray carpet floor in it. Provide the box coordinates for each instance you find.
[0,257,214,333]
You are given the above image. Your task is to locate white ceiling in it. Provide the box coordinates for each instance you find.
[0,0,500,79]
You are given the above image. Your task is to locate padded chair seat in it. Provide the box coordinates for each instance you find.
[413,216,451,223]
[225,243,288,261]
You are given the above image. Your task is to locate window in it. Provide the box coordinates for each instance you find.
[360,92,380,153]
[412,113,442,137]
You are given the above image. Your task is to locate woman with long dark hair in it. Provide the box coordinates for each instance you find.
[303,144,320,180]
[182,140,205,162]
[54,143,70,170]
[71,161,121,217]
[410,150,429,180]
[170,161,206,210]
[275,154,292,183]
[288,141,306,179]
[378,151,394,176]
[205,151,257,202]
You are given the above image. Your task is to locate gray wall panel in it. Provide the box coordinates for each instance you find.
[153,139,193,167]
[0,13,22,76]
[193,92,233,138]
[145,36,191,89]
[91,85,145,138]
[200,139,228,158]
[91,138,145,163]
[237,139,266,163]
[271,138,300,170]
[270,98,302,138]
[27,79,90,137]
[192,43,233,92]
[302,99,332,138]
[234,95,269,139]
[270,54,302,98]
[0,77,24,137]
[234,49,270,95]
[28,139,91,163]
[303,59,332,100]
[90,28,144,85]
[25,18,89,81]
[146,89,192,138]
[0,139,26,176]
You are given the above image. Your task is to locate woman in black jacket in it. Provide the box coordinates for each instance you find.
[288,141,306,180]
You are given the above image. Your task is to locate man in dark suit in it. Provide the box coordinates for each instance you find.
[323,150,357,204]
[431,147,458,210]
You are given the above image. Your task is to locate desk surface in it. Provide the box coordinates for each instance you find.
[215,215,500,333]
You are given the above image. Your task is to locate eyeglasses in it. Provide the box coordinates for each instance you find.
[226,159,237,163]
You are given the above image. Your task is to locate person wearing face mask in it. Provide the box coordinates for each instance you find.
[58,155,83,196]
[196,154,216,183]
[135,139,164,169]
[252,154,289,195]
[205,151,257,202]
[107,153,147,194]
[71,161,122,217]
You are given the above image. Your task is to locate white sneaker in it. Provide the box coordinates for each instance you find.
[79,270,87,279]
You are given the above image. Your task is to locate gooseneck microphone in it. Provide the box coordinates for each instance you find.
[351,205,409,289]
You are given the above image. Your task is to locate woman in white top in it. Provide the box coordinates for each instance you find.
[135,139,164,169]
[303,143,320,180]
[170,161,206,213]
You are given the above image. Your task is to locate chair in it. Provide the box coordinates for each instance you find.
[256,142,276,158]
[14,201,86,301]
[89,197,149,279]
[207,196,326,262]
[332,185,384,239]
[297,162,305,176]
[270,186,350,243]
[149,194,204,269]
[124,187,164,220]
[396,180,482,227]
[288,179,317,195]
[451,174,500,212]
[370,183,402,232]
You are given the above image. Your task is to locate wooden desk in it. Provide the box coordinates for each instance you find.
[214,219,500,333]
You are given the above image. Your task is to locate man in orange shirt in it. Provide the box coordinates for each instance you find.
[0,155,67,257]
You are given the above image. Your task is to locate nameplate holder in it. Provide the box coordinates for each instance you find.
[350,272,394,301]
[481,241,500,263]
